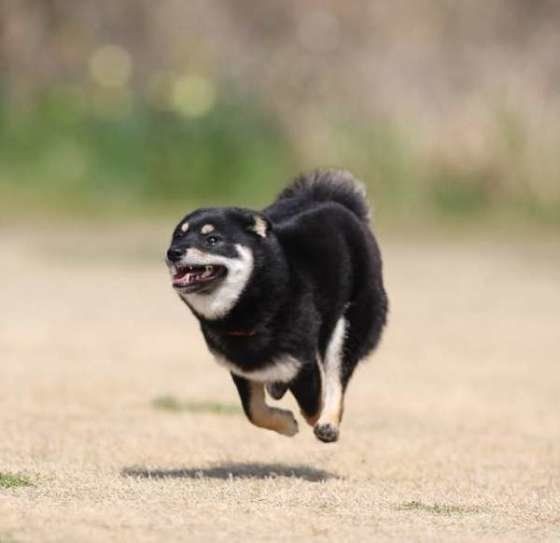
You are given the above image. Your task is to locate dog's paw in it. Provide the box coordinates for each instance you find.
[275,409,299,437]
[314,423,339,443]
[266,382,288,400]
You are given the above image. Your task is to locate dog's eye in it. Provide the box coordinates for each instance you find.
[206,235,221,246]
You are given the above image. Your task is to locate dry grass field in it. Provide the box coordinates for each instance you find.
[1,224,559,542]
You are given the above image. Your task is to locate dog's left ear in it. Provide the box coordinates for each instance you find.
[237,211,271,238]
[249,214,271,238]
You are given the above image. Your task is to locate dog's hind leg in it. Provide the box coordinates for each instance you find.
[314,317,347,443]
[266,382,289,400]
[231,374,298,437]
[289,358,322,427]
[314,289,386,443]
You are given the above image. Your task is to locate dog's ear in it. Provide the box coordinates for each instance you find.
[249,214,271,238]
[236,210,272,238]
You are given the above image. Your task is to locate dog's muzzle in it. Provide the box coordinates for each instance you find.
[167,253,228,293]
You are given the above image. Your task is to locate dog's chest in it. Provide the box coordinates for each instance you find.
[213,354,301,383]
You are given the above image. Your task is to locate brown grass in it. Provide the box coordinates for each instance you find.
[1,224,559,542]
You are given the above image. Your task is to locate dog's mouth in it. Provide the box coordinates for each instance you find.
[171,264,227,293]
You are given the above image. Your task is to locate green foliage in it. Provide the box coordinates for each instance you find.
[331,118,417,207]
[1,87,559,227]
[430,166,492,216]
[0,87,296,214]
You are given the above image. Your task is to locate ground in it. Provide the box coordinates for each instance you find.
[1,224,559,542]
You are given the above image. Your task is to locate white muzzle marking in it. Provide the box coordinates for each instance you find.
[178,244,254,320]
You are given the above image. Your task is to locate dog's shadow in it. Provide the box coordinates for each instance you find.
[122,462,335,482]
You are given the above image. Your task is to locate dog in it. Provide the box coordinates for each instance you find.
[165,169,388,442]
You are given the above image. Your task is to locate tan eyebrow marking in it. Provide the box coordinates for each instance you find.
[201,224,215,234]
[180,222,189,232]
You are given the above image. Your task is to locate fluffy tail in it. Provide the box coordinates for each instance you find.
[276,169,371,223]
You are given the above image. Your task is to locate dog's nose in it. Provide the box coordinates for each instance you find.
[166,247,183,263]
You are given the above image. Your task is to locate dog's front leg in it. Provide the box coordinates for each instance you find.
[231,374,298,437]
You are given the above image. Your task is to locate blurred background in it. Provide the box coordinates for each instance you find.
[2,0,560,227]
[2,5,560,539]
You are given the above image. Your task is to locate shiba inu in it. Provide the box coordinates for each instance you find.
[166,169,388,442]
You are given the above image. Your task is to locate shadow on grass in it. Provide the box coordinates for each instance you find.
[122,463,335,482]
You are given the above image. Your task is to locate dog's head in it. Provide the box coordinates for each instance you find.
[165,207,271,320]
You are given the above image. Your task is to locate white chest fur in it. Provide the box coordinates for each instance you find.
[215,354,302,383]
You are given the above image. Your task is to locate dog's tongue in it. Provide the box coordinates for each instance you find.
[173,268,188,280]
[172,266,216,286]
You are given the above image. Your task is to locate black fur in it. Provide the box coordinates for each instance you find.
[166,169,388,441]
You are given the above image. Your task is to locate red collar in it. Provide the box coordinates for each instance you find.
[225,329,257,337]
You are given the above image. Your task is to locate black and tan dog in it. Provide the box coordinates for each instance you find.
[165,169,388,442]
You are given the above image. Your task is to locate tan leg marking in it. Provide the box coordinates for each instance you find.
[248,382,298,436]
[302,410,321,427]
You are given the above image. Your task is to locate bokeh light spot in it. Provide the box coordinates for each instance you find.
[172,75,216,118]
[89,45,132,88]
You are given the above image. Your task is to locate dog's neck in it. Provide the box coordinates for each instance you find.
[197,242,291,339]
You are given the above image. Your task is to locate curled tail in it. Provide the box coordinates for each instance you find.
[275,169,371,223]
